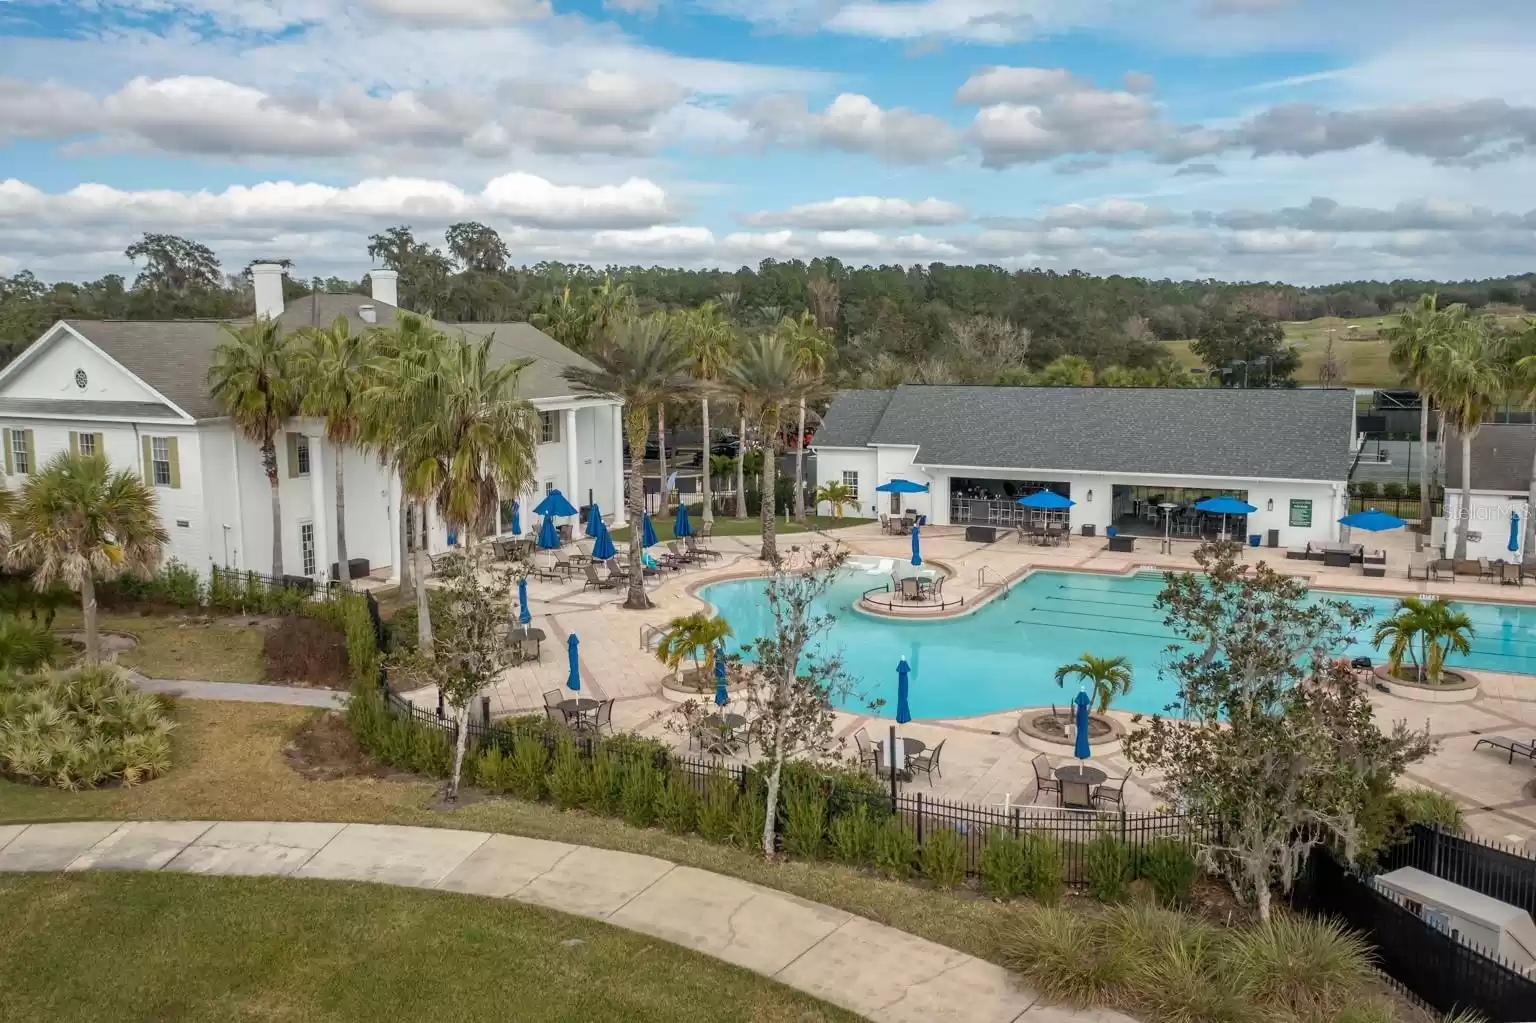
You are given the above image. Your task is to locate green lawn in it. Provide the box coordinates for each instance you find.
[0,872,856,1023]
[610,515,873,543]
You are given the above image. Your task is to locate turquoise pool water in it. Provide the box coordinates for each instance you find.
[697,563,1536,719]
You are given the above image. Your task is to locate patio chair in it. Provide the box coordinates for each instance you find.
[605,557,631,580]
[1406,553,1428,581]
[906,739,944,786]
[582,562,618,592]
[699,520,714,539]
[493,537,517,561]
[1031,754,1059,801]
[1060,779,1093,810]
[667,540,696,565]
[544,705,567,728]
[687,535,720,561]
[543,688,563,708]
[1503,562,1522,586]
[879,514,891,534]
[572,539,594,566]
[853,728,881,772]
[1094,775,1127,810]
[520,637,540,662]
[1479,557,1497,583]
[1473,735,1536,764]
[553,549,575,578]
[591,699,614,736]
[899,577,922,602]
[1431,558,1455,581]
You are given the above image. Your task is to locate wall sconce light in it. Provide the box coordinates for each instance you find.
[1086,489,1093,502]
[1267,499,1274,512]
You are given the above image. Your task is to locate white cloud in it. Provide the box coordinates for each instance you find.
[954,66,1088,105]
[739,196,967,228]
[745,93,960,163]
[362,0,551,25]
[820,0,1108,44]
[590,225,716,254]
[0,79,100,140]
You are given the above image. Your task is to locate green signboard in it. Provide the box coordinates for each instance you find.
[1289,499,1313,528]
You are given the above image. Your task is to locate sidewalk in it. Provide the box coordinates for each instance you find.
[129,675,348,709]
[0,820,1131,1023]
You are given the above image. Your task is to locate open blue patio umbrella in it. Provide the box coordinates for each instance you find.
[566,633,581,693]
[585,502,603,538]
[1338,508,1407,532]
[517,577,531,625]
[674,503,694,538]
[910,523,922,566]
[1511,511,1522,554]
[536,512,561,550]
[714,646,729,708]
[1073,689,1092,761]
[1017,489,1075,509]
[510,499,521,535]
[591,518,617,562]
[876,478,929,516]
[1194,495,1257,540]
[535,489,578,518]
[640,512,659,548]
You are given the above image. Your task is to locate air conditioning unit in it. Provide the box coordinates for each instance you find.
[1375,867,1536,974]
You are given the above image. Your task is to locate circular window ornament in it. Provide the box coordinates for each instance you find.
[74,369,88,389]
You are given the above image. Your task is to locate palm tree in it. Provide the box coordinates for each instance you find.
[815,480,855,519]
[531,284,589,352]
[1373,596,1474,685]
[208,317,296,577]
[724,332,805,565]
[778,311,830,523]
[1385,295,1461,543]
[678,302,735,525]
[1431,318,1507,560]
[9,452,167,663]
[293,316,376,588]
[735,403,750,521]
[1052,653,1133,713]
[587,276,636,340]
[654,611,732,685]
[563,317,695,609]
[1509,319,1536,556]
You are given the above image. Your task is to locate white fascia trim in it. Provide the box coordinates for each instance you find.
[918,462,1341,487]
[0,321,197,424]
[531,396,621,411]
[0,412,188,426]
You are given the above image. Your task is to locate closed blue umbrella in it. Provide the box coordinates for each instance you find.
[1511,511,1522,554]
[910,524,922,566]
[535,489,578,518]
[517,577,531,625]
[674,503,694,538]
[537,513,561,550]
[713,646,729,708]
[1018,489,1075,509]
[896,658,912,724]
[591,518,617,561]
[585,503,603,538]
[641,512,659,548]
[1338,509,1407,532]
[566,634,581,693]
[1073,689,1092,761]
[510,499,521,535]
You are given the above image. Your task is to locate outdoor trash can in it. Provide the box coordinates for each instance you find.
[1267,529,1279,548]
[1082,524,1096,537]
[1249,534,1261,547]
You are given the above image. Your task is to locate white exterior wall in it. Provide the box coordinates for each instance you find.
[2,327,178,409]
[1444,490,1527,561]
[811,447,879,517]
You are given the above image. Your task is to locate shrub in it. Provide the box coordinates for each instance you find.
[1020,834,1064,904]
[1394,787,1465,834]
[730,789,766,849]
[1332,1000,1400,1023]
[1224,914,1373,1018]
[0,664,174,789]
[1123,932,1249,1023]
[919,827,966,889]
[655,770,700,835]
[0,616,67,673]
[1138,838,1198,908]
[547,740,589,810]
[781,783,828,859]
[261,616,349,686]
[873,818,918,880]
[1085,832,1132,903]
[386,591,449,653]
[1382,481,1406,500]
[999,906,1128,1006]
[620,759,662,828]
[405,717,451,776]
[697,775,739,843]
[828,803,878,865]
[507,735,549,801]
[981,831,1030,900]
[586,750,625,816]
[471,744,514,794]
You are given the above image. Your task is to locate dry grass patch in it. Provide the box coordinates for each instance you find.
[49,608,267,683]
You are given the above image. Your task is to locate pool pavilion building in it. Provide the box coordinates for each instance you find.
[812,385,1358,549]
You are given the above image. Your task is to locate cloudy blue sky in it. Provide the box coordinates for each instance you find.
[1,0,1534,284]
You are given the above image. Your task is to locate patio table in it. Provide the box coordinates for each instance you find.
[1055,765,1106,787]
[875,737,927,781]
[556,698,601,729]
[701,712,748,753]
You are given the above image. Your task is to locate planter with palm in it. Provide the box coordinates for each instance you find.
[1053,653,1133,713]
[208,317,296,578]
[8,452,167,664]
[725,332,805,565]
[1373,596,1474,685]
[1431,318,1507,560]
[563,317,695,609]
[654,612,732,689]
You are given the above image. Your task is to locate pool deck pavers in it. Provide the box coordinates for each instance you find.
[0,820,1131,1023]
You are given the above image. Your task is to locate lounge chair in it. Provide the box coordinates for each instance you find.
[1479,557,1496,583]
[531,551,561,581]
[582,562,618,592]
[907,739,944,786]
[571,539,594,566]
[1031,754,1059,801]
[687,535,720,561]
[1473,735,1536,764]
[1431,558,1455,581]
[667,540,696,565]
[1503,562,1522,586]
[1406,553,1428,581]
[1094,775,1127,810]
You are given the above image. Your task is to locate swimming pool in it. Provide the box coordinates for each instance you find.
[697,560,1536,719]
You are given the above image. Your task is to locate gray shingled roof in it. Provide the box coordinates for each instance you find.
[1443,424,1534,493]
[813,389,896,448]
[813,384,1356,482]
[38,296,596,421]
[0,397,182,420]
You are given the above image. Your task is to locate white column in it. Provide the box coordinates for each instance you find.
[610,405,626,525]
[228,429,245,569]
[309,434,329,581]
[564,406,579,506]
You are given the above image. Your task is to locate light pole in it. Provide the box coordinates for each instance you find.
[1159,502,1177,555]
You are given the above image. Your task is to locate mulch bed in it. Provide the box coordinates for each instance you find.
[1029,713,1114,739]
[283,711,403,782]
[261,616,351,690]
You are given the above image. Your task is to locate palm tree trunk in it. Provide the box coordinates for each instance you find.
[700,397,714,524]
[657,403,667,512]
[1453,429,1473,561]
[334,449,350,589]
[625,407,651,610]
[793,398,807,523]
[1417,399,1430,551]
[414,547,433,657]
[80,572,99,664]
[398,496,414,593]
[760,405,780,564]
[735,410,748,520]
[263,438,283,577]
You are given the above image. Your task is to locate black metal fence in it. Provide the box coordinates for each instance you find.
[1379,823,1536,921]
[1291,849,1536,1021]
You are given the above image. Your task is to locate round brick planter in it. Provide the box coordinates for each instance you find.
[1015,707,1127,754]
[1372,664,1480,703]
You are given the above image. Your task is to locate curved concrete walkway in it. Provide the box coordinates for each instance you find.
[0,820,1130,1023]
[129,675,348,709]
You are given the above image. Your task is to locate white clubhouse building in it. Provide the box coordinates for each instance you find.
[0,265,625,583]
[813,385,1358,549]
